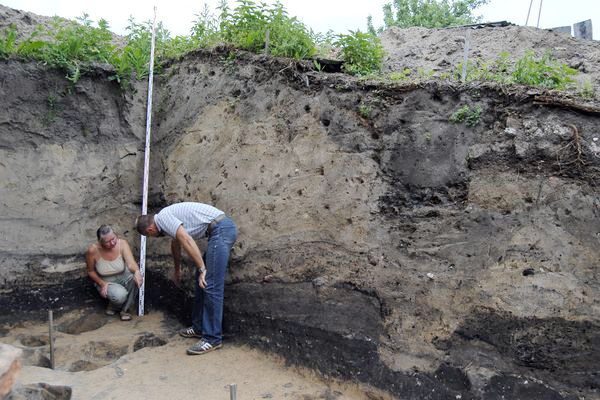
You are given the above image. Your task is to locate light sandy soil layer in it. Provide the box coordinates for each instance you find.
[3,309,394,400]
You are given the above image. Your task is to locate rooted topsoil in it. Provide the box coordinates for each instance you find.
[1,4,600,400]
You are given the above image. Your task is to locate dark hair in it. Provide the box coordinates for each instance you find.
[135,214,155,235]
[96,225,113,241]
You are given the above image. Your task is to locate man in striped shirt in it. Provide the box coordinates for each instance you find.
[136,202,238,355]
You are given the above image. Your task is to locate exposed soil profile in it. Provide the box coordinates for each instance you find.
[1,4,600,400]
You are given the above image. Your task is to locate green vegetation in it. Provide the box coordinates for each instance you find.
[450,104,482,126]
[335,30,384,75]
[453,51,578,90]
[191,0,315,59]
[578,78,595,99]
[0,0,387,86]
[358,101,373,118]
[370,0,490,33]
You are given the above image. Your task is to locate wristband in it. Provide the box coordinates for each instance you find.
[200,267,206,274]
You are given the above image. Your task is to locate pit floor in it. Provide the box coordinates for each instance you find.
[2,308,396,400]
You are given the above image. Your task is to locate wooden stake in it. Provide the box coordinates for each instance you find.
[461,29,471,83]
[48,309,54,370]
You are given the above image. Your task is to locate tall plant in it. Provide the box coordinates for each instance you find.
[378,0,490,30]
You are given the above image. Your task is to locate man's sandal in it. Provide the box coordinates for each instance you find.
[119,311,132,321]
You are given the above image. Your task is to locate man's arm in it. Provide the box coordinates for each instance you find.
[174,225,207,288]
[171,238,182,285]
[120,239,142,287]
[86,245,109,298]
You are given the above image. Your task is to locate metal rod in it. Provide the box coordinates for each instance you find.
[525,0,534,26]
[138,5,157,317]
[229,383,237,400]
[461,29,471,83]
[48,309,54,370]
[536,0,543,28]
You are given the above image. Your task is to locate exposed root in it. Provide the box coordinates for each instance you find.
[534,95,600,115]
[556,124,586,171]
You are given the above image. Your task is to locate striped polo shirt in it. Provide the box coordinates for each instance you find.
[154,202,224,239]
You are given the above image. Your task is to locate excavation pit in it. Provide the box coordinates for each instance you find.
[1,307,394,400]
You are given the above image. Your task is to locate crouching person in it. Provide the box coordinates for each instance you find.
[86,225,142,320]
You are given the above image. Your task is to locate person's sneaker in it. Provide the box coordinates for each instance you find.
[187,339,222,355]
[178,326,202,338]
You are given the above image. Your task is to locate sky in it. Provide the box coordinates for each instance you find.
[0,0,598,40]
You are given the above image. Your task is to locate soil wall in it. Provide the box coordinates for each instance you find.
[1,31,600,400]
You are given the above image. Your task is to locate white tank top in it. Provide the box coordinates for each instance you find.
[95,241,126,277]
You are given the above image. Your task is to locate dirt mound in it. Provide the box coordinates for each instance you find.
[381,25,600,93]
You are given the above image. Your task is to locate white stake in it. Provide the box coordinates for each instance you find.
[138,6,157,317]
[229,383,237,400]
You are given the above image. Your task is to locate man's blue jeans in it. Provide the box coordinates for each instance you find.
[192,217,237,345]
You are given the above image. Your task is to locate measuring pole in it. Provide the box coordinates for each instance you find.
[138,6,157,316]
[525,0,534,26]
[536,0,543,28]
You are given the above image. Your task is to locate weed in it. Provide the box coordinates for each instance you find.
[358,101,372,118]
[389,68,412,81]
[466,105,482,126]
[222,51,237,73]
[578,78,595,99]
[513,51,577,89]
[312,60,323,72]
[424,131,432,143]
[0,24,17,59]
[335,30,384,76]
[44,93,58,124]
[450,104,482,126]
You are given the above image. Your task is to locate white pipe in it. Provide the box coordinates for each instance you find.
[138,6,157,317]
[525,0,534,26]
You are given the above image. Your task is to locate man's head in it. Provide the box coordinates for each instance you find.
[97,225,118,249]
[135,214,159,236]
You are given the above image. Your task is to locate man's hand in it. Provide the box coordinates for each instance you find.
[133,270,143,287]
[172,268,182,287]
[100,282,109,298]
[198,269,207,289]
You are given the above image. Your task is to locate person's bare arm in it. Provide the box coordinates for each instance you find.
[171,238,182,285]
[86,245,109,297]
[174,225,207,288]
[120,239,142,287]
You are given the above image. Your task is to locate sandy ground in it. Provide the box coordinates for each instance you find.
[2,309,395,400]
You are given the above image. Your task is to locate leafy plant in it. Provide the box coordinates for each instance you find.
[512,51,577,90]
[578,78,595,99]
[453,50,579,91]
[335,30,384,76]
[450,104,482,126]
[358,101,372,118]
[0,24,17,59]
[379,0,490,31]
